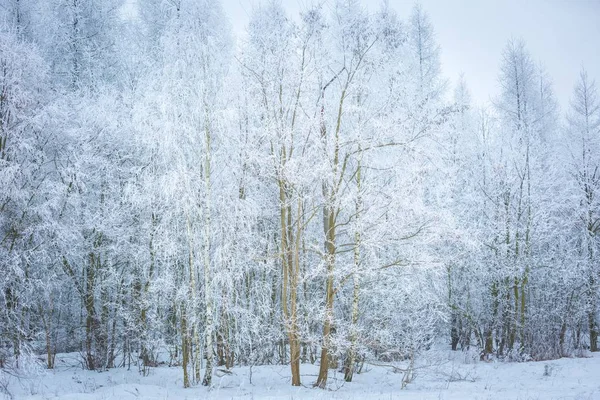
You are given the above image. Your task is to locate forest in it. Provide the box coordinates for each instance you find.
[0,0,599,393]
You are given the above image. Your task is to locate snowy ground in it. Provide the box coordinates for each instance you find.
[3,350,599,400]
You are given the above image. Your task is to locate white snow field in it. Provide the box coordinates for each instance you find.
[3,351,599,400]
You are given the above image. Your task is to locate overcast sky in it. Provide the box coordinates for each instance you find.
[220,0,600,111]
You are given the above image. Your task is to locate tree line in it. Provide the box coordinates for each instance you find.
[0,0,598,389]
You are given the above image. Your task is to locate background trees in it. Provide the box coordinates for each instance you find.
[0,27,51,369]
[1,0,598,391]
[564,69,600,353]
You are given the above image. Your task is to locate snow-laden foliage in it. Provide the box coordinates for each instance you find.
[0,0,598,391]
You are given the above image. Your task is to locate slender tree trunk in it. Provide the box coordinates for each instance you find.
[316,85,347,389]
[278,174,302,386]
[587,206,598,352]
[344,241,360,382]
[185,214,201,385]
[345,159,362,382]
[483,280,499,359]
[40,298,55,369]
[289,198,303,386]
[316,205,336,388]
[559,322,567,356]
[140,214,157,372]
[589,274,598,352]
[448,264,459,351]
[85,253,96,371]
[181,304,190,388]
[202,114,214,387]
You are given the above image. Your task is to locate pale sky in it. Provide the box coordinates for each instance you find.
[221,0,600,112]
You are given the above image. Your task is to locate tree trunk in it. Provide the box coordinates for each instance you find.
[345,160,362,382]
[344,258,360,382]
[202,113,214,387]
[589,275,598,352]
[289,199,303,386]
[316,205,336,388]
[316,85,346,389]
[40,299,55,369]
[181,303,190,388]
[85,253,96,371]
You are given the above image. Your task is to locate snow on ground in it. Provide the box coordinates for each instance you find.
[3,351,599,400]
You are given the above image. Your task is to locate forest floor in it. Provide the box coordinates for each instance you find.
[3,349,599,399]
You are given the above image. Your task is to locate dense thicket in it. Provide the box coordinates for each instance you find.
[1,0,598,389]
